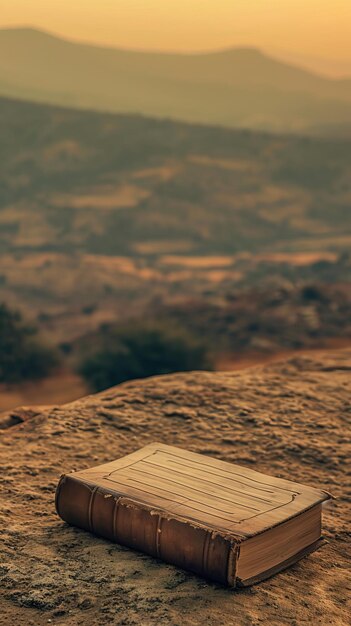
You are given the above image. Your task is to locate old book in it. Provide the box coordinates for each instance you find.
[55,442,331,586]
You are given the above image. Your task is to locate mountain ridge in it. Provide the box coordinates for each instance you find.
[1,27,350,134]
[2,27,350,82]
[1,27,350,81]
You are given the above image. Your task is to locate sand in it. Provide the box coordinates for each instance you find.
[0,350,350,625]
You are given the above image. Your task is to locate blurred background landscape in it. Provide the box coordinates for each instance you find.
[0,2,350,411]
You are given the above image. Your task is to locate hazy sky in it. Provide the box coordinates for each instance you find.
[2,1,351,72]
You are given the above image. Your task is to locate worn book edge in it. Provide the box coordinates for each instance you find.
[237,538,326,586]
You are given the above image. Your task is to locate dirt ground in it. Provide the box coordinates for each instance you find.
[0,350,350,625]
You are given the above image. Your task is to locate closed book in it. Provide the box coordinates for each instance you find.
[55,443,331,586]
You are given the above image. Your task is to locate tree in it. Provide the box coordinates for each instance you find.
[0,303,58,383]
[78,321,212,392]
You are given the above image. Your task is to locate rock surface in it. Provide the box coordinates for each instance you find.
[0,350,350,626]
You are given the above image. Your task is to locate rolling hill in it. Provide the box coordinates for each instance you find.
[1,28,351,135]
[0,94,350,342]
[1,95,350,259]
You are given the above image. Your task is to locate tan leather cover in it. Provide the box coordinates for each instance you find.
[55,442,330,586]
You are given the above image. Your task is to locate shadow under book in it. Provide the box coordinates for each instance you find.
[55,443,331,587]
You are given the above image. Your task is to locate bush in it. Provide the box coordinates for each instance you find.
[0,303,58,383]
[78,321,213,392]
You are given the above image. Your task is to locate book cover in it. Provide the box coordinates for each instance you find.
[56,443,331,586]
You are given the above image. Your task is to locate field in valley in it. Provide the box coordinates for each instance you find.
[0,97,350,409]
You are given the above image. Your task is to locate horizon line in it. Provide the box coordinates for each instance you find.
[1,24,351,80]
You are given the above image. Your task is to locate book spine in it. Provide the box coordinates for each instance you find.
[55,474,238,587]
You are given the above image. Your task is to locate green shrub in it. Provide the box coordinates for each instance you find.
[78,321,213,392]
[0,303,58,383]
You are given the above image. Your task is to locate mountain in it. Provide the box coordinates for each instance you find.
[0,28,351,135]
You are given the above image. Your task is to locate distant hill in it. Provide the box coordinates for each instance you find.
[0,28,351,135]
[1,95,350,351]
[1,95,350,259]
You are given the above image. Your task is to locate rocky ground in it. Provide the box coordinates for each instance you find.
[0,350,350,626]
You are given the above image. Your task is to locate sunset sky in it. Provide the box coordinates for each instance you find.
[1,1,351,74]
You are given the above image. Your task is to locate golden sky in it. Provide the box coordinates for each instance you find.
[1,1,351,72]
